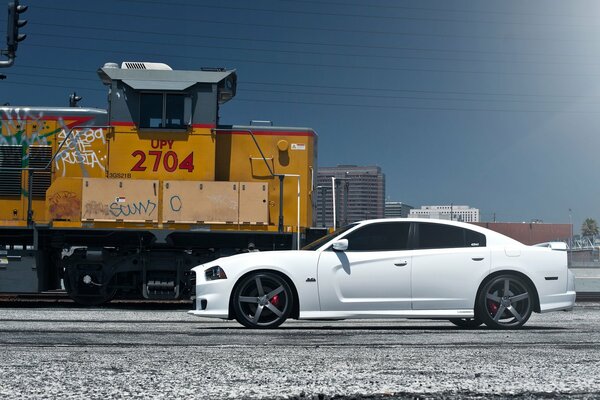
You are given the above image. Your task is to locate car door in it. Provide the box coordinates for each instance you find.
[317,221,412,312]
[411,222,491,310]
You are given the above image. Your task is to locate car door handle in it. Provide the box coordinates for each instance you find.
[394,261,408,267]
[472,257,484,261]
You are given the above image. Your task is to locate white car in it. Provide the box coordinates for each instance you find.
[189,218,576,329]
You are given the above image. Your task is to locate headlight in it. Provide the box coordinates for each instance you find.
[205,266,227,281]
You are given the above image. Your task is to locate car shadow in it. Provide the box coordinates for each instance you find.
[194,324,568,331]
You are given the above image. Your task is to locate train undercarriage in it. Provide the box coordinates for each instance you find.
[0,226,307,305]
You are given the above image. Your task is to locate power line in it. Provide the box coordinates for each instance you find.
[28,29,600,69]
[16,64,600,100]
[276,0,600,20]
[8,70,595,105]
[34,22,600,60]
[23,42,600,78]
[3,77,594,113]
[34,5,596,44]
[233,97,600,114]
[243,81,600,99]
[241,87,600,106]
[116,0,600,29]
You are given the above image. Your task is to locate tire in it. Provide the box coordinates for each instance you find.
[449,317,483,328]
[232,272,293,329]
[477,274,534,329]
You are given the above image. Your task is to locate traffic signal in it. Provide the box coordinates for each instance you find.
[7,1,27,55]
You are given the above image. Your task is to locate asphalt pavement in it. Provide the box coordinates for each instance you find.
[0,304,599,399]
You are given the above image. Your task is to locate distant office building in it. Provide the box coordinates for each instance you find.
[385,201,414,218]
[315,165,385,227]
[408,205,480,222]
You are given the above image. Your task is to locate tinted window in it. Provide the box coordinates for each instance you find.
[417,223,486,249]
[465,229,486,247]
[140,93,163,128]
[344,222,410,251]
[165,94,185,128]
[140,94,186,129]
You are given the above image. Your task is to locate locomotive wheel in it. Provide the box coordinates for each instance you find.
[63,272,117,306]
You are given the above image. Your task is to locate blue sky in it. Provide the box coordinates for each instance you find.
[2,0,600,229]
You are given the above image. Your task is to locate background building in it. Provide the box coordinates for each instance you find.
[408,205,480,222]
[385,201,414,218]
[315,165,385,227]
[473,222,571,246]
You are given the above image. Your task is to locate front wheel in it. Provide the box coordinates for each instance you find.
[477,274,534,329]
[232,272,293,329]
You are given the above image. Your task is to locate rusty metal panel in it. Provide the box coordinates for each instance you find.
[46,177,82,221]
[163,181,238,223]
[81,178,159,222]
[239,182,268,225]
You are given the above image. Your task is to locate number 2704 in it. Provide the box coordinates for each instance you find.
[131,150,194,172]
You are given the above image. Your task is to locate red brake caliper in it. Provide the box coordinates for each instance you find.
[488,300,499,315]
[271,294,280,307]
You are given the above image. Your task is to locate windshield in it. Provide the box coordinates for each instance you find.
[302,223,358,250]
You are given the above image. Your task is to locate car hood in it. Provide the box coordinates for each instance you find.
[193,250,309,271]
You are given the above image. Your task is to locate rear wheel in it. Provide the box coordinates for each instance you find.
[477,274,533,329]
[232,272,293,329]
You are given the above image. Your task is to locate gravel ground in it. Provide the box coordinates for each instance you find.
[0,304,599,399]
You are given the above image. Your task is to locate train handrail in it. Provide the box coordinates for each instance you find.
[212,127,299,237]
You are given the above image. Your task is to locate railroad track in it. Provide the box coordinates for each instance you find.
[575,292,600,302]
[0,292,193,309]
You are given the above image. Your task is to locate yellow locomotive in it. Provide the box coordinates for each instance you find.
[0,62,318,304]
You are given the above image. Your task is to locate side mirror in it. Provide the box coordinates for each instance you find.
[332,239,348,251]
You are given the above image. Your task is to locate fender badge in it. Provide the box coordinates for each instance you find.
[306,277,316,282]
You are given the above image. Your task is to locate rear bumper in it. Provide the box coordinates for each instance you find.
[539,291,576,313]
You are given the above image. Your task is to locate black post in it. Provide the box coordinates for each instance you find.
[320,186,325,227]
[26,169,33,226]
[343,180,349,226]
[278,175,284,233]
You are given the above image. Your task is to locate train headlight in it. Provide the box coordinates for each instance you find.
[205,266,227,281]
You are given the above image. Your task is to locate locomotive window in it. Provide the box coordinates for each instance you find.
[165,94,185,128]
[140,93,163,128]
[139,93,187,129]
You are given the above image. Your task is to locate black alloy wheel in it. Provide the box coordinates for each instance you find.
[232,272,293,329]
[477,274,533,329]
[449,317,483,328]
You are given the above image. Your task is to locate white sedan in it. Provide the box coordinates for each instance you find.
[189,218,576,329]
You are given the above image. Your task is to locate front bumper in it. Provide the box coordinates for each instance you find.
[187,277,232,319]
